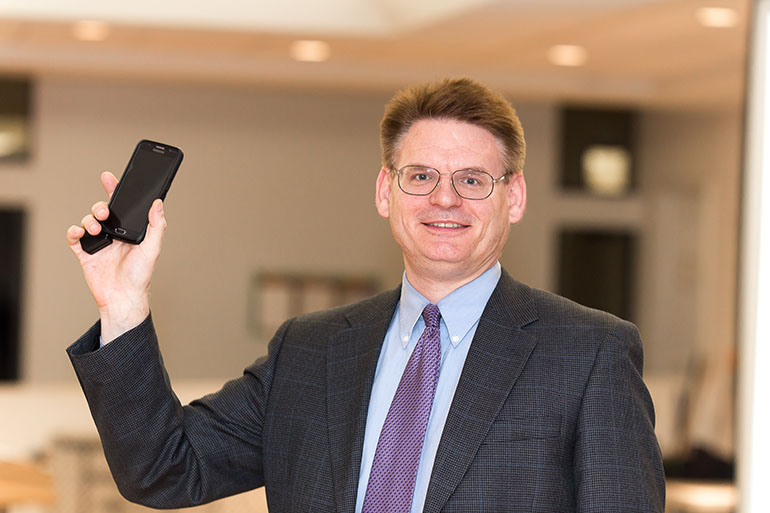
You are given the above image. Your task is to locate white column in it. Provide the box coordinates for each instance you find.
[738,1,770,510]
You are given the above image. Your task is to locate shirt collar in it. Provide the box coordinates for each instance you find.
[397,262,502,348]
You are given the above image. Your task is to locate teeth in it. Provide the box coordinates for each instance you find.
[429,222,462,228]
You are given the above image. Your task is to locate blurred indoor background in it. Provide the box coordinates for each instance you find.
[0,0,751,511]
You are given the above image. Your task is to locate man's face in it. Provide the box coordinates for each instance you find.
[376,118,526,287]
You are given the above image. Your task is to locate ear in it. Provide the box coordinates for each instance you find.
[375,166,393,219]
[506,173,527,225]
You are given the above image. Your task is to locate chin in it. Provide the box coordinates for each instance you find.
[422,248,467,264]
[424,256,477,275]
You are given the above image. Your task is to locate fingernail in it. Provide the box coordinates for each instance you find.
[97,209,107,218]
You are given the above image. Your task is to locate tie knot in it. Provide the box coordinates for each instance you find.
[422,304,441,329]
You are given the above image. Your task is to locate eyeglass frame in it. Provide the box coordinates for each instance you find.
[389,165,510,200]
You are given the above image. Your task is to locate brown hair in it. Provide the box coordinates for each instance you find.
[380,77,526,176]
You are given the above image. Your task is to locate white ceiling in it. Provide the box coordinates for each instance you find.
[0,0,750,108]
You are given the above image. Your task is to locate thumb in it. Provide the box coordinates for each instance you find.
[142,199,167,254]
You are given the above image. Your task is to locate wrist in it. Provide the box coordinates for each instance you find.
[98,300,149,343]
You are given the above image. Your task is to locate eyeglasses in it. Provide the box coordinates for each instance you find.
[391,165,508,200]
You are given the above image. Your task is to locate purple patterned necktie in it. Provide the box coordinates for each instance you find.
[361,303,442,513]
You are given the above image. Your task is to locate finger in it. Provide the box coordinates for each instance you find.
[80,214,103,236]
[142,199,167,255]
[66,224,86,247]
[66,225,89,259]
[101,171,119,200]
[91,201,110,221]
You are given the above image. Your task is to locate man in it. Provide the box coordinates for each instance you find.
[66,78,665,512]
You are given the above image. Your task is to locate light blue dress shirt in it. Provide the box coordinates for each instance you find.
[354,262,502,513]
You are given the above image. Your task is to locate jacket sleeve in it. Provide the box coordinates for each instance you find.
[573,320,666,513]
[66,313,287,508]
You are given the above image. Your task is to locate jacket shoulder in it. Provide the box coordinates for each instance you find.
[496,270,640,351]
[529,286,634,330]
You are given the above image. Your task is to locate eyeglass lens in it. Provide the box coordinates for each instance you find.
[398,166,495,199]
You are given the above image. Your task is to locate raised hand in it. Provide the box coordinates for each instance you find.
[66,171,167,342]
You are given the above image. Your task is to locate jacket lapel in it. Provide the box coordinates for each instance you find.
[327,287,400,513]
[422,271,539,513]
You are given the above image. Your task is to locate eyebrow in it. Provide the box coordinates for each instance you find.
[400,164,490,173]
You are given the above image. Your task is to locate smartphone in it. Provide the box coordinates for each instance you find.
[81,140,183,254]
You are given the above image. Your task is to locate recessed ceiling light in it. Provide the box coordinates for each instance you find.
[696,7,738,28]
[547,45,587,67]
[73,20,110,42]
[289,40,330,63]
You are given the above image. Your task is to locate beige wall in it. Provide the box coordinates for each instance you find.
[2,77,401,382]
[636,108,741,374]
[0,76,741,387]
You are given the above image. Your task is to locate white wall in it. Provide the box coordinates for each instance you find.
[0,76,741,391]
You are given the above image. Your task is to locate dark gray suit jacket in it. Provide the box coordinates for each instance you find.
[68,270,665,512]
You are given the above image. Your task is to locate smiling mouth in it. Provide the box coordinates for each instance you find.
[424,222,467,228]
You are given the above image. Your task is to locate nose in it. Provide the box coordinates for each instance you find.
[429,174,463,208]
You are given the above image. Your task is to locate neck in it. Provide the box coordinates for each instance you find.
[405,263,495,303]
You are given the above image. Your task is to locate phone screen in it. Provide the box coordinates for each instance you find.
[103,141,182,243]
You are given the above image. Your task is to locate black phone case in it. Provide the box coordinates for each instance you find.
[102,139,183,245]
[80,232,113,255]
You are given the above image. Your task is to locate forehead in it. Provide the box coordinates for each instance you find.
[397,118,504,172]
